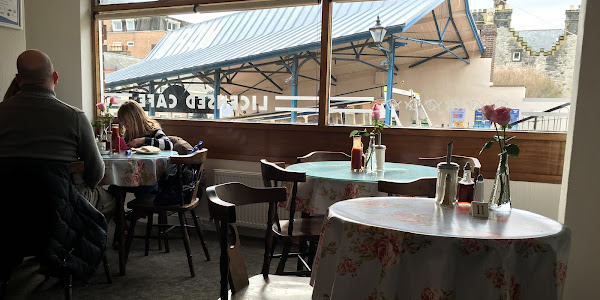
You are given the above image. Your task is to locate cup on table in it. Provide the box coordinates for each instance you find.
[97,141,106,152]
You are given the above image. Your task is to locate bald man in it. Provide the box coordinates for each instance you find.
[0,50,113,214]
[0,50,109,282]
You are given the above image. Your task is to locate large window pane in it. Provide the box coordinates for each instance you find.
[99,4,321,124]
[328,0,579,132]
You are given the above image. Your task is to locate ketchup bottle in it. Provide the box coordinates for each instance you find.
[111,124,121,154]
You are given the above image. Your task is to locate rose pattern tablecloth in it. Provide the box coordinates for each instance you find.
[310,197,571,300]
[285,162,436,215]
[101,151,175,187]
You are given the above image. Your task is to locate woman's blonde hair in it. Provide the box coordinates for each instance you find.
[117,100,161,142]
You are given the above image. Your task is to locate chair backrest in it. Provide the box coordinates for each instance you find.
[297,151,350,163]
[166,148,208,205]
[418,155,481,179]
[207,182,287,300]
[260,159,306,234]
[377,178,437,197]
[168,135,193,155]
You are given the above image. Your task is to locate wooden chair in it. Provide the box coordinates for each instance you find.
[124,148,211,277]
[378,178,437,197]
[418,155,481,179]
[296,151,350,163]
[207,182,313,300]
[260,159,322,276]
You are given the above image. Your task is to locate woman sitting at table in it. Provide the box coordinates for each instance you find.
[117,100,174,151]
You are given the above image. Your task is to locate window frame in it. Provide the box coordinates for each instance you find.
[91,0,567,184]
[125,19,135,31]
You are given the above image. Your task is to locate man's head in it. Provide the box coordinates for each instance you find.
[15,50,59,89]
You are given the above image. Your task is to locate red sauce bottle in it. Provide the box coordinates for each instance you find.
[350,135,363,171]
[111,124,121,154]
[457,162,475,204]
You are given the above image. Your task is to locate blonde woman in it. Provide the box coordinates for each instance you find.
[117,100,173,150]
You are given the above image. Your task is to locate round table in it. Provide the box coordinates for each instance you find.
[101,150,177,275]
[310,197,571,300]
[285,161,437,215]
[101,150,176,187]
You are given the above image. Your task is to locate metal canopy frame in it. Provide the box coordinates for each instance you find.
[105,0,477,121]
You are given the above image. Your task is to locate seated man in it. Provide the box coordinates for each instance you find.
[0,50,108,282]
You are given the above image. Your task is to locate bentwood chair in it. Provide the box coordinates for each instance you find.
[418,155,481,179]
[260,160,321,276]
[377,178,437,197]
[124,148,211,277]
[207,182,313,300]
[296,151,350,163]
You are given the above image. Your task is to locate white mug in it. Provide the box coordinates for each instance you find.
[97,141,106,152]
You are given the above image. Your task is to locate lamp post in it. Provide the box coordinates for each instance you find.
[370,16,395,126]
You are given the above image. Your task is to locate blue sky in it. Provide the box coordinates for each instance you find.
[469,0,581,30]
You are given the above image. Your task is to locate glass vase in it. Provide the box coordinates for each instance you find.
[489,153,511,211]
[365,135,376,173]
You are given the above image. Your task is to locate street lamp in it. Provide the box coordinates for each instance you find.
[369,16,394,125]
[369,16,388,45]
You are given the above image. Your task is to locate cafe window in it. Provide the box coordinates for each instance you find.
[95,0,578,132]
[96,2,321,124]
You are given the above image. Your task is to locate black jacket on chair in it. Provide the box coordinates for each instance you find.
[0,159,107,282]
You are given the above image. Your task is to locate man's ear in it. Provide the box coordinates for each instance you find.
[52,71,59,85]
[15,74,22,86]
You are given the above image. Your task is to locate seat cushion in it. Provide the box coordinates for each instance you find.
[222,275,312,300]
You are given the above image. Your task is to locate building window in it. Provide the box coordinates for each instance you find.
[166,20,180,31]
[172,113,183,119]
[111,20,122,32]
[127,41,135,47]
[158,113,169,118]
[512,52,521,61]
[126,19,135,31]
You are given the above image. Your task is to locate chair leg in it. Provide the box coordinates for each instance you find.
[276,240,292,275]
[160,212,170,253]
[178,212,195,277]
[190,209,210,261]
[297,238,307,272]
[103,253,112,284]
[63,274,72,300]
[157,212,167,251]
[124,213,138,267]
[144,212,154,256]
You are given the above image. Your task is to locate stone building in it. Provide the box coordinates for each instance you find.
[472,3,579,97]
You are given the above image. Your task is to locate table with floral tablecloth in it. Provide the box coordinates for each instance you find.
[101,150,176,187]
[310,197,571,300]
[285,161,437,215]
[102,150,176,275]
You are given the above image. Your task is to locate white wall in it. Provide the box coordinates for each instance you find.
[24,0,94,118]
[560,0,600,297]
[0,19,26,98]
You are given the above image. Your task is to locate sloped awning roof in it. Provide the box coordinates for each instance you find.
[105,0,483,88]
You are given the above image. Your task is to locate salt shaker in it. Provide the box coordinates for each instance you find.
[474,174,485,202]
[375,145,386,171]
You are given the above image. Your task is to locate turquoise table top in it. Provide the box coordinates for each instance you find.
[286,161,437,183]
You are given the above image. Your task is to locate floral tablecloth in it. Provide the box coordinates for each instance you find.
[101,151,175,187]
[286,161,436,215]
[310,197,571,300]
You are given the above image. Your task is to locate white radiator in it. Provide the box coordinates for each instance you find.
[213,169,292,229]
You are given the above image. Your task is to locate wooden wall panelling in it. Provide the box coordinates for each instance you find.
[160,120,566,184]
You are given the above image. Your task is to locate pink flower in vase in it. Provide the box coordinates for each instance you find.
[490,106,511,126]
[372,103,383,120]
[96,102,106,111]
[109,96,119,105]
